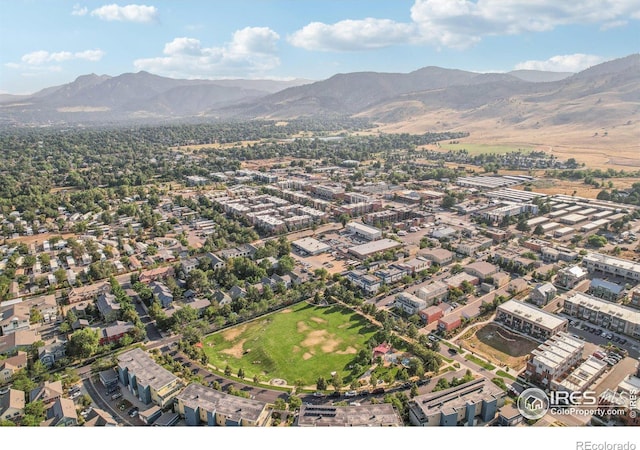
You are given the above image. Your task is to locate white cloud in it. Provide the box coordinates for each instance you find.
[6,49,105,71]
[289,0,640,51]
[288,18,416,51]
[71,4,88,16]
[134,27,281,78]
[90,4,158,23]
[514,54,605,72]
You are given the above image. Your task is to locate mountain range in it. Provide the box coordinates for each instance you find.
[0,54,638,130]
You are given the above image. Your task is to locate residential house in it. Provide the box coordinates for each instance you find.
[530,283,557,307]
[205,253,226,270]
[0,388,25,422]
[38,338,67,368]
[212,290,232,307]
[0,329,39,355]
[0,303,30,336]
[181,258,199,275]
[30,380,63,405]
[95,321,135,345]
[67,281,109,304]
[0,351,28,383]
[271,273,292,289]
[150,281,173,308]
[139,266,175,284]
[83,407,117,426]
[229,285,247,301]
[43,398,77,426]
[96,292,121,322]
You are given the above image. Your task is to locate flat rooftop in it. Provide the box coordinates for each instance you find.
[348,239,402,258]
[565,292,640,325]
[410,378,504,419]
[298,404,401,427]
[117,348,178,391]
[177,383,267,423]
[292,237,331,254]
[497,300,567,330]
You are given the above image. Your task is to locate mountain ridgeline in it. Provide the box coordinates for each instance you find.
[0,54,638,129]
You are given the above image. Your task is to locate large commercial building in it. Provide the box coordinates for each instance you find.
[117,348,182,407]
[297,404,402,427]
[292,237,331,256]
[176,383,270,427]
[347,239,403,260]
[496,300,568,340]
[582,253,640,283]
[562,292,640,338]
[346,222,382,241]
[524,332,584,386]
[409,378,505,426]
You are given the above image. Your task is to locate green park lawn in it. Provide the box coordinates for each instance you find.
[202,302,378,386]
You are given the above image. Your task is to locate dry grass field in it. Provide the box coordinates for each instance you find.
[374,111,639,170]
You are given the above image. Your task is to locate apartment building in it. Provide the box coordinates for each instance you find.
[562,292,640,338]
[117,348,183,407]
[176,383,270,427]
[524,332,584,386]
[409,378,505,426]
[582,252,640,283]
[496,300,568,340]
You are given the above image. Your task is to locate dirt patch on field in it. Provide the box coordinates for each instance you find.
[302,330,327,347]
[281,309,293,314]
[292,345,300,353]
[297,321,310,333]
[336,346,357,355]
[311,317,327,324]
[222,324,247,341]
[302,352,314,360]
[221,339,246,359]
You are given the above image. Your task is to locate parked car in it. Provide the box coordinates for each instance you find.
[313,392,325,398]
[344,391,358,398]
[448,348,458,355]
[372,387,385,394]
[111,392,122,400]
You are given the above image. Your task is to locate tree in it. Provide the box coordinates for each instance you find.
[288,395,302,410]
[441,195,457,209]
[410,384,419,398]
[331,372,343,391]
[587,235,607,248]
[237,368,245,379]
[224,365,232,376]
[67,328,99,359]
[533,224,544,236]
[316,376,327,391]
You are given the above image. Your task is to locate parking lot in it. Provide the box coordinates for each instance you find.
[566,319,638,359]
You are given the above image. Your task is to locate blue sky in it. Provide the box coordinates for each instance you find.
[1,0,639,94]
